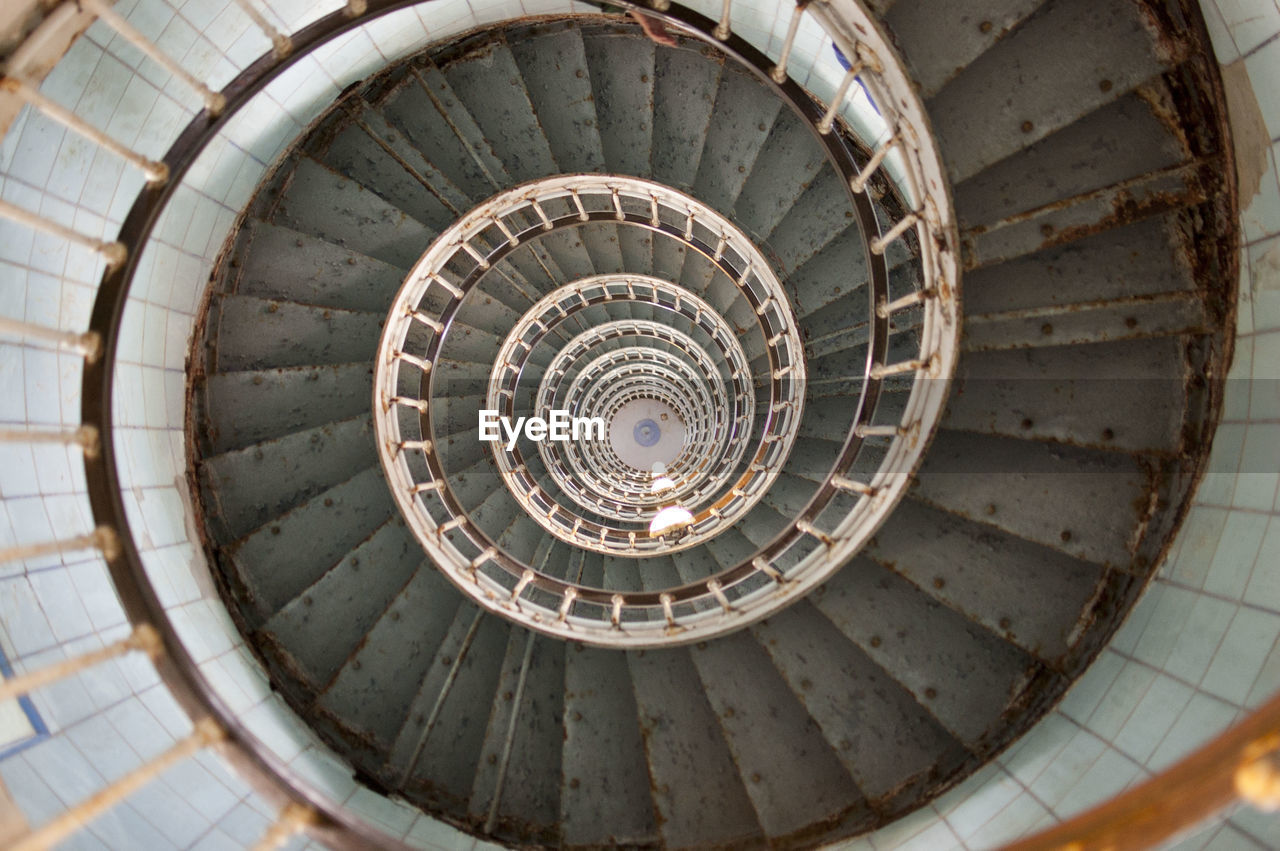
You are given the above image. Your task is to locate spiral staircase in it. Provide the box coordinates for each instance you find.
[0,0,1260,849]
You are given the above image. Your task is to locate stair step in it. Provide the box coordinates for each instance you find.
[272,157,435,268]
[211,295,381,371]
[691,63,783,214]
[689,631,867,840]
[754,602,972,807]
[652,41,722,192]
[582,32,656,177]
[732,107,828,239]
[443,38,559,184]
[867,497,1105,663]
[962,214,1196,316]
[261,518,423,688]
[955,89,1190,229]
[509,23,607,174]
[226,466,394,622]
[915,429,1153,568]
[231,220,406,313]
[467,632,565,844]
[317,572,462,751]
[394,613,512,808]
[377,69,501,202]
[560,645,657,846]
[886,0,1048,98]
[813,557,1039,747]
[199,413,376,542]
[762,166,855,275]
[628,647,765,847]
[945,336,1188,452]
[197,363,370,455]
[320,109,460,233]
[928,0,1170,183]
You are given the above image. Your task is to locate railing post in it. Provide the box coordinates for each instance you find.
[78,0,227,115]
[10,718,224,851]
[0,199,127,269]
[253,802,318,851]
[1,77,169,184]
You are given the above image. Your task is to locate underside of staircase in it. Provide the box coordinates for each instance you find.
[181,1,1236,847]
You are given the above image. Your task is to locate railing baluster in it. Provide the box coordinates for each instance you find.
[850,134,898,193]
[817,61,865,135]
[344,0,368,16]
[78,0,226,115]
[770,5,806,83]
[2,77,168,184]
[714,0,733,40]
[10,718,224,851]
[0,424,100,457]
[0,624,162,704]
[0,200,126,270]
[231,0,292,58]
[870,211,919,255]
[0,526,120,565]
[0,316,103,361]
[876,288,933,318]
[252,802,318,851]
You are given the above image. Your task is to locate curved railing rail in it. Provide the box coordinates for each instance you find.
[0,0,1000,846]
[367,0,964,645]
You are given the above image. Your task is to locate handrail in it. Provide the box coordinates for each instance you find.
[1005,688,1280,850]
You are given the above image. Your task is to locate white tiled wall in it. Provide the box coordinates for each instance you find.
[1,0,1278,849]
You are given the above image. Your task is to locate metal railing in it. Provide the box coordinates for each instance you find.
[0,0,972,846]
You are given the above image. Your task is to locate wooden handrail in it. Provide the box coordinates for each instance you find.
[1005,688,1280,850]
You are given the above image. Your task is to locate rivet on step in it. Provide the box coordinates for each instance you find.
[1061,530,1072,542]
[324,498,334,507]
[1041,323,1053,335]
[252,375,263,385]
[985,503,997,515]
[271,526,281,535]
[1021,418,1033,430]
[267,303,278,313]
[1099,79,1113,92]
[303,596,312,606]
[751,773,762,783]
[505,691,514,701]
[1021,120,1034,133]
[932,577,945,589]
[487,754,497,765]
[999,617,1012,630]
[390,611,400,621]
[572,710,582,721]
[978,20,993,33]
[441,656,452,665]
[924,687,937,699]
[800,678,812,690]
[569,778,580,789]
[1125,316,1138,328]
[347,257,356,265]
[575,69,584,78]
[869,635,881,648]
[641,74,648,83]
[352,660,361,669]
[1102,428,1115,441]
[1040,223,1054,237]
